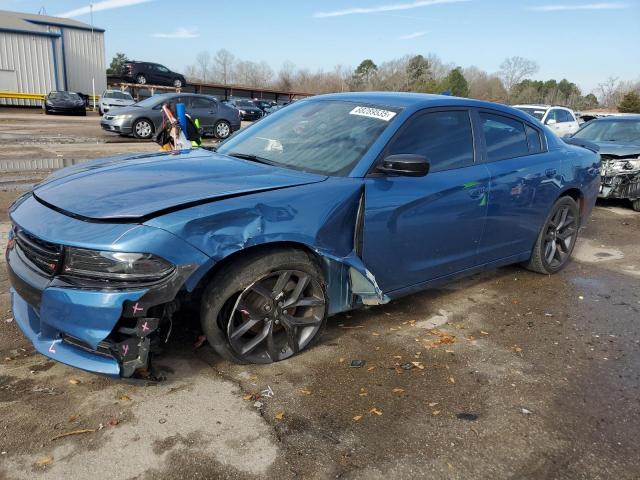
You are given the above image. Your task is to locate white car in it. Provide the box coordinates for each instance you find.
[99,90,135,116]
[514,104,580,137]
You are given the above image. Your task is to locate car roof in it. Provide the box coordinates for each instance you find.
[311,92,533,118]
[592,115,640,121]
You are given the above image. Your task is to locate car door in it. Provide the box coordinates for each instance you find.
[475,109,562,263]
[362,108,490,293]
[188,96,219,132]
[150,64,170,85]
[544,108,564,136]
[564,109,580,135]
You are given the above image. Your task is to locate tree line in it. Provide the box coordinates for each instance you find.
[108,51,640,112]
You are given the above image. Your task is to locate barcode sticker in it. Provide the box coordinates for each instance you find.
[349,106,396,122]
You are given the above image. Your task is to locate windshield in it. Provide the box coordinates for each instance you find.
[573,120,640,144]
[217,100,400,176]
[131,95,166,108]
[49,91,81,101]
[235,100,255,107]
[515,107,546,121]
[103,91,133,100]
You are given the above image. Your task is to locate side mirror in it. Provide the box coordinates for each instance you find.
[376,154,430,177]
[546,118,557,125]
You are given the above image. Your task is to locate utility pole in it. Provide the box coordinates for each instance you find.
[90,3,96,111]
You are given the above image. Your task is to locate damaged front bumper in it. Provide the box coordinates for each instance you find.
[598,157,640,201]
[6,194,210,377]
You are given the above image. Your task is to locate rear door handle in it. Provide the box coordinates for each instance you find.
[545,168,557,178]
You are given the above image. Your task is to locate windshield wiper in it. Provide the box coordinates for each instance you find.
[227,152,274,165]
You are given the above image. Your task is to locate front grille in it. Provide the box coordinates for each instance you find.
[14,228,63,276]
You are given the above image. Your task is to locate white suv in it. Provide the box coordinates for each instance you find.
[513,105,580,137]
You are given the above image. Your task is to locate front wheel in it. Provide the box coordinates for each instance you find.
[132,118,154,139]
[524,196,579,274]
[173,78,183,88]
[213,120,231,139]
[136,74,147,85]
[201,249,327,364]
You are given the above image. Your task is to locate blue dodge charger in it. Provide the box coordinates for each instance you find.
[6,93,600,377]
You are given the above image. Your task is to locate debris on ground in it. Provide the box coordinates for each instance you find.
[352,415,363,422]
[521,408,532,415]
[68,379,81,385]
[193,335,207,349]
[299,389,312,395]
[400,363,414,370]
[369,407,383,416]
[456,413,479,421]
[261,386,274,398]
[50,428,96,441]
[275,412,285,420]
[350,359,366,368]
[35,456,53,467]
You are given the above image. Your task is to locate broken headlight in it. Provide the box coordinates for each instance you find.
[62,247,174,282]
[603,157,640,175]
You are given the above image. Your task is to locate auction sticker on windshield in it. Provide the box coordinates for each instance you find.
[349,106,397,122]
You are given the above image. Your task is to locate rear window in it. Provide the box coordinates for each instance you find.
[480,112,529,161]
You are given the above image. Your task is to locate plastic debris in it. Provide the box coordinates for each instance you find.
[254,401,264,409]
[521,408,532,415]
[400,363,414,370]
[350,359,366,368]
[261,386,274,398]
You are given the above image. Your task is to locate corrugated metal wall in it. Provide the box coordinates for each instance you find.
[0,32,56,106]
[62,28,106,96]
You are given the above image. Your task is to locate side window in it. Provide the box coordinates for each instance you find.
[525,125,543,154]
[545,109,558,124]
[556,110,568,123]
[155,65,169,73]
[191,97,216,110]
[480,112,529,162]
[386,110,474,173]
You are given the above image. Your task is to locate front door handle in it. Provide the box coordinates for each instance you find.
[545,168,557,178]
[468,186,486,199]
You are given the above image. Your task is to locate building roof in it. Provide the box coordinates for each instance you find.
[0,10,105,36]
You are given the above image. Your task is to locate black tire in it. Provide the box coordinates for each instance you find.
[524,196,580,274]
[213,120,231,139]
[173,78,183,88]
[632,199,640,212]
[201,248,327,364]
[136,74,147,85]
[132,118,154,139]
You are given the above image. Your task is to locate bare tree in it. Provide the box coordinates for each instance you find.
[183,64,201,82]
[499,56,539,101]
[597,77,621,109]
[213,49,235,85]
[195,51,211,83]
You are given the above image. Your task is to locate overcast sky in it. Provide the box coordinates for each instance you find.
[1,0,638,93]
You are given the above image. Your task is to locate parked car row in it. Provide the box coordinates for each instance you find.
[100,93,241,140]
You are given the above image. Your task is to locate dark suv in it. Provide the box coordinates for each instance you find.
[121,61,186,88]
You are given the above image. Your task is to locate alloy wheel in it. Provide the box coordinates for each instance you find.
[225,270,326,363]
[173,79,183,88]
[543,204,577,268]
[136,75,147,85]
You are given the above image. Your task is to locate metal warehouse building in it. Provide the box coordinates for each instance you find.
[0,10,106,106]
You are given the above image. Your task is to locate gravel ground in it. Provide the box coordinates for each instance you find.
[0,109,639,480]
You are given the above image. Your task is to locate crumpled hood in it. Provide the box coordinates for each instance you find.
[595,142,640,157]
[33,149,326,221]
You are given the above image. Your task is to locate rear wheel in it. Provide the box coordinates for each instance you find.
[201,249,327,364]
[136,74,147,85]
[173,78,183,88]
[214,120,231,139]
[524,196,579,274]
[133,118,154,139]
[632,199,640,212]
